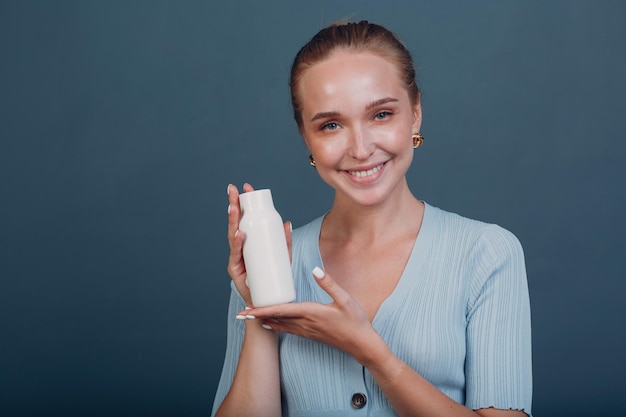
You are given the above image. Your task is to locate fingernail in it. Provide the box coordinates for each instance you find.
[236,314,246,320]
[261,324,273,330]
[245,315,256,319]
[245,306,252,310]
[234,229,239,238]
[228,204,231,215]
[312,266,324,279]
[227,184,231,195]
[289,221,293,233]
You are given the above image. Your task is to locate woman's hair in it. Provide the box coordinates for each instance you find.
[289,20,420,129]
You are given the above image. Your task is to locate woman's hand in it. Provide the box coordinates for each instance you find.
[226,183,293,307]
[238,267,384,364]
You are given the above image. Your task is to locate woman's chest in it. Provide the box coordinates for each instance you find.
[319,239,415,321]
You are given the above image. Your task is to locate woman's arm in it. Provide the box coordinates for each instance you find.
[358,332,527,417]
[213,184,293,417]
[215,319,281,417]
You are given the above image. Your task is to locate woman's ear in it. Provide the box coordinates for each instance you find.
[412,100,422,133]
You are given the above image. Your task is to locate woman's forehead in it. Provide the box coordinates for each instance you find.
[297,52,408,115]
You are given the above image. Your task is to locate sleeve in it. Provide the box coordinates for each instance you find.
[210,281,247,417]
[464,224,533,416]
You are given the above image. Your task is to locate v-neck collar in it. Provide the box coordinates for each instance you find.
[309,202,439,325]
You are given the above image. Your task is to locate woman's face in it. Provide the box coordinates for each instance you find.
[298,50,421,207]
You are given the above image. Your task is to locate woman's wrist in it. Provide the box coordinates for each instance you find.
[353,329,396,370]
[358,337,409,391]
[243,318,280,341]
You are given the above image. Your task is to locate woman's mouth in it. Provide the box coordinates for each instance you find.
[346,162,385,178]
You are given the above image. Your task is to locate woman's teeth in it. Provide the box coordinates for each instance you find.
[348,163,384,178]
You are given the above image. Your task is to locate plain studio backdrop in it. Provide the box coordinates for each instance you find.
[1,1,624,416]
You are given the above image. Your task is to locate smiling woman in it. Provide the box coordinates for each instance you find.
[212,21,532,417]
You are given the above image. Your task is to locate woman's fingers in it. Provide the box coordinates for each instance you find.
[226,183,251,303]
[226,184,244,271]
[237,302,312,321]
[227,183,255,242]
[227,228,245,275]
[238,269,352,320]
[238,268,349,319]
[311,267,351,306]
[227,184,241,241]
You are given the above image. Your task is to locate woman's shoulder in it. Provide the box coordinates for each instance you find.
[426,203,527,299]
[292,215,324,241]
[425,202,524,257]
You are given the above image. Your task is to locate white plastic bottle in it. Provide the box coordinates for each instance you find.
[238,189,295,307]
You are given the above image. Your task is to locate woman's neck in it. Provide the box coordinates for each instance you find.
[321,183,424,245]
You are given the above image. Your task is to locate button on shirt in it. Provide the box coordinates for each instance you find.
[351,393,367,409]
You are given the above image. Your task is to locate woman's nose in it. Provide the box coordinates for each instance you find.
[347,127,374,160]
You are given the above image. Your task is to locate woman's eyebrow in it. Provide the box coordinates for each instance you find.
[310,111,340,122]
[366,97,399,110]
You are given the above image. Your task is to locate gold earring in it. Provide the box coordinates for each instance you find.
[309,154,316,167]
[412,133,424,149]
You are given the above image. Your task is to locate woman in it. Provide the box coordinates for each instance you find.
[213,21,532,417]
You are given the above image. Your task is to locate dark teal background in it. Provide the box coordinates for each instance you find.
[1,1,624,416]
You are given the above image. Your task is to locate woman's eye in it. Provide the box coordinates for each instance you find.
[374,111,391,120]
[321,122,339,131]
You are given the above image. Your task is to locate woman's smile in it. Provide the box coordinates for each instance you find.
[344,161,387,184]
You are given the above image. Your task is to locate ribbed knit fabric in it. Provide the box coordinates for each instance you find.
[212,202,532,416]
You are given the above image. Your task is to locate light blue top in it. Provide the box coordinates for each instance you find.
[212,202,532,416]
